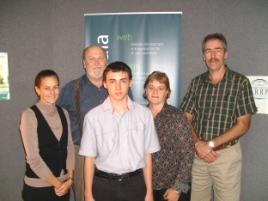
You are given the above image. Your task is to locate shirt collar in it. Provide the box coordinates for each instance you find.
[157,103,169,116]
[102,96,134,112]
[201,65,233,84]
[150,103,169,119]
[81,74,105,89]
[37,101,57,115]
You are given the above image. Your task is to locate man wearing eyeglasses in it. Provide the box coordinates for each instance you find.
[180,33,257,201]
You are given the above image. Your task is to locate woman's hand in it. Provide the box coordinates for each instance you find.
[54,178,72,196]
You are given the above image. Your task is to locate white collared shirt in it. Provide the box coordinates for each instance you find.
[79,96,160,174]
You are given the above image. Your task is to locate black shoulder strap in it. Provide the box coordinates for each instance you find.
[74,78,82,136]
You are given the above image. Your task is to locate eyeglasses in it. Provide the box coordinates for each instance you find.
[204,48,224,55]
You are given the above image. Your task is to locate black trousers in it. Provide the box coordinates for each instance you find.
[153,188,190,201]
[93,173,146,201]
[22,183,70,201]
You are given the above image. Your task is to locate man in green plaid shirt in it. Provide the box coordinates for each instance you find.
[180,33,257,201]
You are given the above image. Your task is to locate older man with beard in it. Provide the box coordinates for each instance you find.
[57,45,109,201]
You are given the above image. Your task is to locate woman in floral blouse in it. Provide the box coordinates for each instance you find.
[143,71,194,201]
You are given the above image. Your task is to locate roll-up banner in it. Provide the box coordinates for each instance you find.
[85,12,182,106]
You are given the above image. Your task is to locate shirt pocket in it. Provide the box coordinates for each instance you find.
[195,94,211,119]
[127,121,146,154]
[96,130,116,156]
[222,94,236,107]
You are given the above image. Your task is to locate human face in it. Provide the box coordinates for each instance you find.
[83,46,107,81]
[104,71,132,103]
[203,39,228,72]
[146,80,169,106]
[35,76,59,105]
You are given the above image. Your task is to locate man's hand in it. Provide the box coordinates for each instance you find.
[163,188,179,201]
[202,150,217,163]
[195,141,217,162]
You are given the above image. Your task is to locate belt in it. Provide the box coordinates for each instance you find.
[213,141,238,151]
[95,169,142,182]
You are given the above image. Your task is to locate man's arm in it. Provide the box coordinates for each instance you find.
[184,112,217,162]
[212,114,251,148]
[211,77,256,147]
[84,156,96,201]
[183,112,199,144]
[185,112,252,162]
[143,153,153,201]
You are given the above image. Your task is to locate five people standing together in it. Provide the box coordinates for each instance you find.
[20,33,256,201]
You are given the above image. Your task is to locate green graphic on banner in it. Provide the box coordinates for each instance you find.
[85,12,182,106]
[0,52,10,101]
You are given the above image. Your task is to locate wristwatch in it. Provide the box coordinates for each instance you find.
[208,140,215,149]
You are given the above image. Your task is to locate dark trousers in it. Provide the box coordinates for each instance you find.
[153,188,190,201]
[22,183,70,201]
[92,173,146,201]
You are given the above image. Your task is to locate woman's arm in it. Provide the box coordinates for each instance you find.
[20,108,61,187]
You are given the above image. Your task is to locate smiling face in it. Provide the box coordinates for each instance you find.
[104,71,132,104]
[203,39,228,73]
[35,76,60,106]
[83,46,107,82]
[146,80,169,106]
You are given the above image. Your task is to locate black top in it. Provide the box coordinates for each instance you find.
[25,105,68,178]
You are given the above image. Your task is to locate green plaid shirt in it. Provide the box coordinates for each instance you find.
[180,67,257,141]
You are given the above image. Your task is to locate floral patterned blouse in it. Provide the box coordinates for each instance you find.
[152,104,194,194]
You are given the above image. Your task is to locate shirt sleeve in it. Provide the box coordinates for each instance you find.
[63,109,75,171]
[57,81,74,110]
[236,78,257,117]
[144,109,161,154]
[171,111,195,193]
[57,80,82,145]
[79,112,97,157]
[20,109,54,181]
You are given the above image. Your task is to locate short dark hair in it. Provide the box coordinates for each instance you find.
[202,33,228,53]
[34,69,59,88]
[143,71,171,99]
[103,61,132,81]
